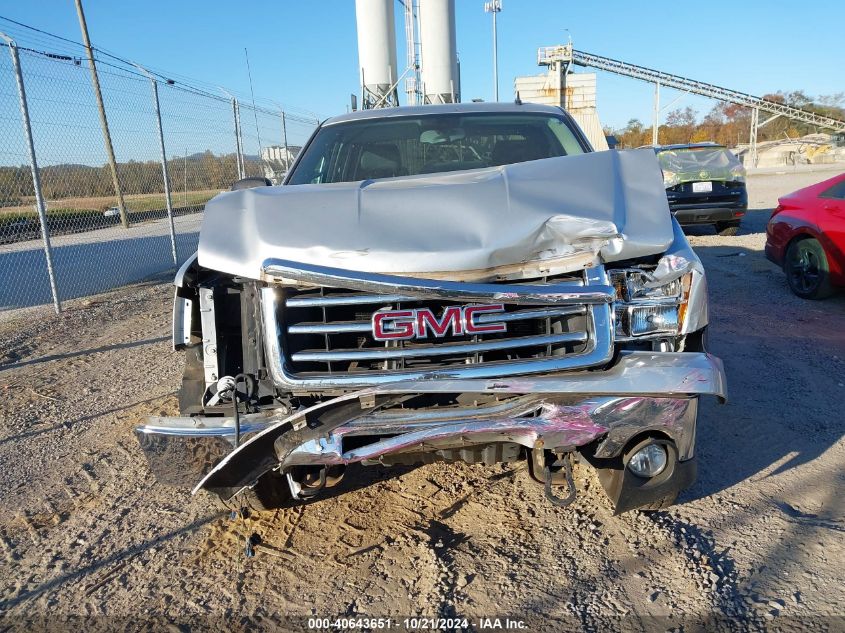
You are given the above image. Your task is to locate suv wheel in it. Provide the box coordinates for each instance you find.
[785,238,835,299]
[715,221,740,236]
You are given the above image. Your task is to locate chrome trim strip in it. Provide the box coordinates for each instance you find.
[290,331,588,363]
[286,306,587,335]
[351,395,542,425]
[288,321,372,335]
[369,352,728,401]
[482,305,587,322]
[263,258,614,305]
[287,293,416,307]
[138,417,275,437]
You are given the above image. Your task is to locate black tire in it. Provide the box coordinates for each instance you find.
[219,469,292,513]
[784,238,836,300]
[715,221,740,236]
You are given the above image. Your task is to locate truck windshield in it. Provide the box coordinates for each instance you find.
[287,112,588,185]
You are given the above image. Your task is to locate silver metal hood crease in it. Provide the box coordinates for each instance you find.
[197,149,674,281]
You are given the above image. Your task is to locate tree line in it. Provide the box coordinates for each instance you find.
[0,150,262,208]
[607,91,845,148]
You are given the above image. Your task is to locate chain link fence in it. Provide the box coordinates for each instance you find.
[0,26,318,318]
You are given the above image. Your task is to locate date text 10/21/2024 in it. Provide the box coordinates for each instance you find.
[306,617,528,630]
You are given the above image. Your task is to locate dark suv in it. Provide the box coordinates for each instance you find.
[652,143,747,236]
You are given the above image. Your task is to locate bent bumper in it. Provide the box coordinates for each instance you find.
[765,240,784,267]
[136,351,725,493]
[671,205,746,225]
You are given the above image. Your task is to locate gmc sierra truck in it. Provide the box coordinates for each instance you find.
[137,103,726,514]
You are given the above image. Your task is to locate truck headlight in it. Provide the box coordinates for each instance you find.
[611,269,692,338]
[613,270,683,301]
[617,304,680,336]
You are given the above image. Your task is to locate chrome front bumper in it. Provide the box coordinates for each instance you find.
[135,351,726,492]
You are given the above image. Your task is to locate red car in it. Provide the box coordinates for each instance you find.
[766,172,845,299]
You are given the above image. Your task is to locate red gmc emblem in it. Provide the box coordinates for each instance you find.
[372,304,508,341]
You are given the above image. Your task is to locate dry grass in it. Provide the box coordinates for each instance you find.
[0,189,221,221]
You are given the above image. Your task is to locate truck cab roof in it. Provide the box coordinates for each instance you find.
[322,102,569,127]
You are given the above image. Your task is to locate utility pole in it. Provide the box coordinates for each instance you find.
[74,0,129,228]
[484,0,502,101]
[281,112,290,173]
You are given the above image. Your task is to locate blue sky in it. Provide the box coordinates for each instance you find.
[1,0,843,129]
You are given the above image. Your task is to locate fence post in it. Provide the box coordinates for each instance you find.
[135,64,178,265]
[281,111,290,173]
[2,33,61,314]
[221,89,244,180]
[234,100,245,178]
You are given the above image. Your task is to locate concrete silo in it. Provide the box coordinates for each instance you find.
[418,0,460,104]
[355,0,400,108]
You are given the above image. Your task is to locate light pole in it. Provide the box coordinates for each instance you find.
[484,0,502,101]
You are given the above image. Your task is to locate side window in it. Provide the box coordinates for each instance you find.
[326,142,353,183]
[820,180,845,200]
[547,118,584,155]
[308,156,326,184]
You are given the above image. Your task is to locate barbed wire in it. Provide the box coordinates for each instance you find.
[0,15,323,123]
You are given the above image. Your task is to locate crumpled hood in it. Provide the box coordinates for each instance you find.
[198,148,673,281]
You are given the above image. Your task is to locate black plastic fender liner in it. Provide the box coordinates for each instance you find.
[591,439,697,514]
[608,457,697,514]
[193,390,400,500]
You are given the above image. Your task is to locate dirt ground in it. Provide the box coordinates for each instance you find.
[1,166,844,632]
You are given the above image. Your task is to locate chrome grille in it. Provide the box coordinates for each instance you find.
[261,263,615,388]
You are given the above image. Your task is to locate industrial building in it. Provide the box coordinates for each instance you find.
[354,2,612,152]
[514,45,609,151]
[355,0,460,108]
[353,1,844,164]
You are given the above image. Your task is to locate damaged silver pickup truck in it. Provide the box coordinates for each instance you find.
[137,103,726,514]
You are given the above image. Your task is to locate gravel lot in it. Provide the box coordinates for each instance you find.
[1,166,844,631]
